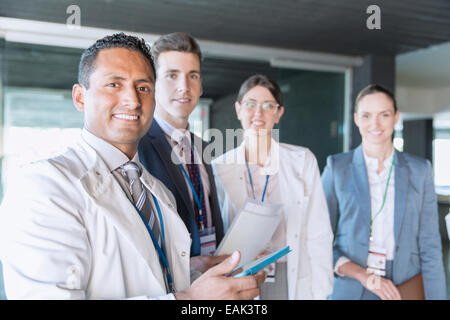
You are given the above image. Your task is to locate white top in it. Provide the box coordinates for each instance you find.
[334,147,396,276]
[154,114,213,228]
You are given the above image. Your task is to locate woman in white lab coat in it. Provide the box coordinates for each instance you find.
[212,74,333,299]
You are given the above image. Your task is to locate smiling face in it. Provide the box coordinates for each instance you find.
[72,47,155,158]
[154,51,202,126]
[354,92,399,147]
[235,85,284,136]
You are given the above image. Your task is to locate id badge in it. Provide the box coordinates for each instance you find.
[366,244,387,276]
[199,227,216,256]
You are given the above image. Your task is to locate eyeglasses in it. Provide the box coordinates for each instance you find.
[241,100,280,113]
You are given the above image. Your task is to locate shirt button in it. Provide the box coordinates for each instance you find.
[181,251,187,257]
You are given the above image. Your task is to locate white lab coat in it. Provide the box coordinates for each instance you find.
[212,140,333,299]
[0,137,191,299]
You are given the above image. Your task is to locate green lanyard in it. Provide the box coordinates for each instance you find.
[369,154,396,241]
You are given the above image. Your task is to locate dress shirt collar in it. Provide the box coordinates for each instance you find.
[362,146,395,173]
[154,113,191,145]
[81,128,140,172]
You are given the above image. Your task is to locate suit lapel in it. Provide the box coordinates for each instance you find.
[192,133,225,242]
[351,146,372,240]
[394,151,408,246]
[150,122,193,217]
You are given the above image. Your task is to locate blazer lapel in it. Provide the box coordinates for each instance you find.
[351,145,372,241]
[394,150,408,246]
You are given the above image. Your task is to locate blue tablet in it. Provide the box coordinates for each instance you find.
[226,246,291,278]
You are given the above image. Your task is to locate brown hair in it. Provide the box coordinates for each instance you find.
[151,32,202,68]
[355,84,397,113]
[237,74,284,106]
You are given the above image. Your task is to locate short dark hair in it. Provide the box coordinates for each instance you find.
[151,32,202,69]
[236,74,284,106]
[78,32,154,88]
[355,84,397,113]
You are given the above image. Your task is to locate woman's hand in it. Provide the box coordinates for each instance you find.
[338,260,402,300]
[361,273,402,300]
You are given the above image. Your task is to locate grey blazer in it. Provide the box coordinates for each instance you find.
[322,145,447,299]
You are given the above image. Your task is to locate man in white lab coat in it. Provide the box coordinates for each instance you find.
[0,33,263,300]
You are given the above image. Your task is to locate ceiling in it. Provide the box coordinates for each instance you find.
[1,0,449,56]
[1,0,450,100]
[396,41,450,89]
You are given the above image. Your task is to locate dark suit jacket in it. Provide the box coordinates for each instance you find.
[138,120,224,256]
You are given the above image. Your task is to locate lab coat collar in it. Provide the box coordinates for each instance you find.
[81,128,142,172]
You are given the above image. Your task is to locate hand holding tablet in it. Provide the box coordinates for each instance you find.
[226,246,291,278]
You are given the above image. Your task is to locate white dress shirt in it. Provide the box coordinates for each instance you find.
[82,129,144,202]
[334,147,396,276]
[154,114,213,228]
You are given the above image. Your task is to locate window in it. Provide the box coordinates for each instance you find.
[1,87,83,197]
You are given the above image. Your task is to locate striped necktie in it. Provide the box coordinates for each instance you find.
[121,161,162,247]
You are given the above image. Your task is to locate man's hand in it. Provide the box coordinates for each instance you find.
[175,251,265,300]
[255,251,273,274]
[190,254,229,274]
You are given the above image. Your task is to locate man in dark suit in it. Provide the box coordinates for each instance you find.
[138,32,226,277]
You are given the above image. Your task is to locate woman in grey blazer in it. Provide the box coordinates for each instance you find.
[322,84,447,300]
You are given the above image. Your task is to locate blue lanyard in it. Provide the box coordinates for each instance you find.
[129,193,175,293]
[174,141,205,231]
[245,161,270,203]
